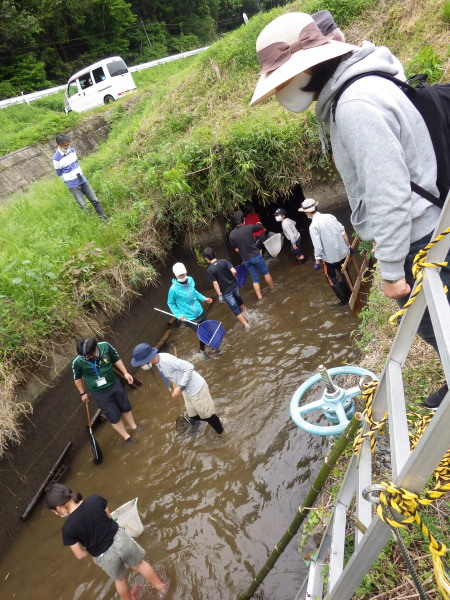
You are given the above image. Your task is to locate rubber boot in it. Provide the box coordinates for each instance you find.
[331,281,350,305]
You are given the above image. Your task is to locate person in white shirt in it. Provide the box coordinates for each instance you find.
[300,198,352,306]
[131,344,224,434]
[273,208,306,265]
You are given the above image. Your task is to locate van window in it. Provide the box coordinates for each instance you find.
[79,73,93,90]
[68,81,79,97]
[107,60,128,77]
[92,66,106,84]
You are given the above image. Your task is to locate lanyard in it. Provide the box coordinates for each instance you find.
[82,358,101,378]
[156,364,172,392]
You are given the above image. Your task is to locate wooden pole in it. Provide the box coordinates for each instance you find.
[237,412,363,600]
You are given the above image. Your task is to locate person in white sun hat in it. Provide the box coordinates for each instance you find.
[250,12,450,410]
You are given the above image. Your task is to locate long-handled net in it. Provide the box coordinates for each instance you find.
[154,308,226,350]
[197,320,226,350]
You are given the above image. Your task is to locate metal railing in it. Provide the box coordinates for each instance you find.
[296,192,450,600]
[0,47,209,110]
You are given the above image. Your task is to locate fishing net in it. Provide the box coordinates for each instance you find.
[176,415,200,432]
[263,232,284,258]
[197,320,226,350]
[235,263,247,288]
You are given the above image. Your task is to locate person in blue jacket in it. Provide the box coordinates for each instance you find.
[167,262,213,360]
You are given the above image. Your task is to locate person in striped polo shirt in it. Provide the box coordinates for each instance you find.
[53,134,107,220]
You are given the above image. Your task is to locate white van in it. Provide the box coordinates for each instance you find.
[64,56,137,113]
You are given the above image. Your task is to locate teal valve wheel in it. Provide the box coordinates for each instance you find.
[290,365,378,436]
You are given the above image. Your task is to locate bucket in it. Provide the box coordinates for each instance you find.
[263,232,284,258]
[110,498,144,538]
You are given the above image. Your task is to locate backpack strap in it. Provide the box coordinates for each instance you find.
[330,71,415,122]
[330,71,444,209]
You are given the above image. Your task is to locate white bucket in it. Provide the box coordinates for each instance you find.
[110,497,144,538]
[263,232,284,258]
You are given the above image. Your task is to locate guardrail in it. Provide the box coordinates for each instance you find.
[0,47,209,110]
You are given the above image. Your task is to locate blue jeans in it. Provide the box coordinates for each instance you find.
[290,236,303,258]
[396,233,450,354]
[243,253,269,283]
[223,286,244,316]
[70,181,107,218]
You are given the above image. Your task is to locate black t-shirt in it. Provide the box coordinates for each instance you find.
[62,494,119,557]
[207,259,236,295]
[229,224,260,260]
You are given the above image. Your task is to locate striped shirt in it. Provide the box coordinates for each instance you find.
[53,146,87,189]
[309,212,349,264]
[157,353,205,397]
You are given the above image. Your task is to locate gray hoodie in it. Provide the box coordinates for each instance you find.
[315,42,440,280]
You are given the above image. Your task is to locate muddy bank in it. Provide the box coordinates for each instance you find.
[0,115,111,199]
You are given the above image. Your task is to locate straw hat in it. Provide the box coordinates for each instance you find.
[250,12,357,106]
[298,198,318,212]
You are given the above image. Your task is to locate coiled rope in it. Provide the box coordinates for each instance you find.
[389,227,450,326]
[354,380,450,598]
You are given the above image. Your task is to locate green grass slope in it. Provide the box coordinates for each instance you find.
[0,0,449,454]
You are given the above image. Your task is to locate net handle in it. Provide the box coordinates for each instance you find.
[154,307,197,325]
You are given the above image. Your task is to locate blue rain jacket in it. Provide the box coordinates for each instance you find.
[167,276,206,321]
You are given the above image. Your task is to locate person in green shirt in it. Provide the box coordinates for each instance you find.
[72,338,137,442]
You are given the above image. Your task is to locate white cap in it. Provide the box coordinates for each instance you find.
[172,262,187,277]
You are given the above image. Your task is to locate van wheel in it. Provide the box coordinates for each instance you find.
[104,95,115,104]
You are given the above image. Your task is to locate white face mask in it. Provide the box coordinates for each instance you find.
[275,72,314,113]
[177,276,187,283]
[275,215,282,222]
[141,363,152,370]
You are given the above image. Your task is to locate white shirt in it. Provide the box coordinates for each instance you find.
[281,217,300,244]
[309,212,349,264]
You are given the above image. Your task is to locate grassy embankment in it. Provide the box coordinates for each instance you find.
[0,0,449,595]
[2,0,381,452]
[0,0,449,544]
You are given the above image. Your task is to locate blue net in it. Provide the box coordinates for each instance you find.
[235,263,247,288]
[197,320,226,350]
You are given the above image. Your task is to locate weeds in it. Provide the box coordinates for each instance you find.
[405,44,444,82]
[0,0,447,470]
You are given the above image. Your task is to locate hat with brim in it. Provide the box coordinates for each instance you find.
[131,343,158,367]
[250,12,358,107]
[299,198,318,212]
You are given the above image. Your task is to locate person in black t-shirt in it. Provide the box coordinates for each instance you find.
[45,483,168,600]
[228,210,275,301]
[202,248,250,329]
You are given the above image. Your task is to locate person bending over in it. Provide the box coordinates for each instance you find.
[45,483,167,600]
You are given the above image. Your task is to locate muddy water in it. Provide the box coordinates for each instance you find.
[0,230,359,600]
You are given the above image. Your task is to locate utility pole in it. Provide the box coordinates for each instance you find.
[140,17,151,47]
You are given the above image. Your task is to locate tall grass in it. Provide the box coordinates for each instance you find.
[1,0,446,456]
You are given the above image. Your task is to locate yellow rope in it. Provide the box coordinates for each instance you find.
[389,227,450,326]
[353,384,450,596]
[353,380,387,455]
[377,481,450,600]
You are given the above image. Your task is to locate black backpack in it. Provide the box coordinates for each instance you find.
[331,71,450,209]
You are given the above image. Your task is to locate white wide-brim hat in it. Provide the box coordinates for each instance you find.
[250,12,358,107]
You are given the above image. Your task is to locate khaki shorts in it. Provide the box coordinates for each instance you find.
[184,382,216,419]
[93,527,144,580]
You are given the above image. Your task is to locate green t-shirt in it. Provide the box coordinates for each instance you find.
[72,341,120,392]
